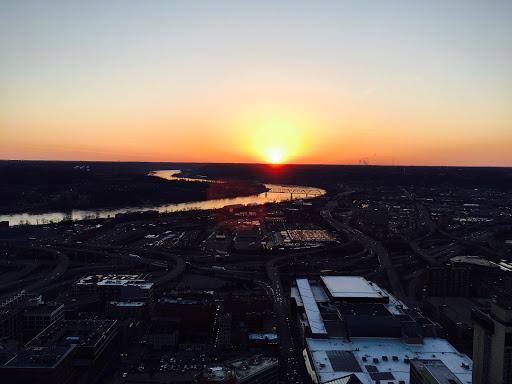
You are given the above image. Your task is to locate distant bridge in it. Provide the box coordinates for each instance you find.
[266,188,325,199]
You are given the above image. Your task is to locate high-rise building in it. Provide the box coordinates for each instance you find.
[472,299,512,384]
[0,292,27,342]
[216,313,232,350]
[426,266,470,297]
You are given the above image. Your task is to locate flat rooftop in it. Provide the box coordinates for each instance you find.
[97,280,152,289]
[321,276,388,300]
[248,333,278,340]
[76,274,142,285]
[412,359,463,384]
[29,320,117,348]
[306,337,472,384]
[158,298,205,306]
[109,301,145,307]
[231,356,278,381]
[24,302,63,315]
[5,345,75,368]
[297,278,328,335]
[426,297,492,326]
[202,364,235,381]
[73,274,154,290]
[287,229,335,242]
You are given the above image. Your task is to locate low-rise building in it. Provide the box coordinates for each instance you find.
[27,319,119,384]
[23,297,64,342]
[73,274,154,315]
[196,356,278,384]
[146,323,179,351]
[0,292,28,342]
[0,345,75,384]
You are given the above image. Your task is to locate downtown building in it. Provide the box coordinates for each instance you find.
[291,275,472,384]
[9,319,120,384]
[73,274,154,315]
[472,299,512,384]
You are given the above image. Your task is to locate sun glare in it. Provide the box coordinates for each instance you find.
[238,110,308,164]
[267,148,284,164]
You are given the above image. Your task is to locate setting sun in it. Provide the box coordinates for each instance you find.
[234,109,314,164]
[251,115,302,164]
[267,147,285,164]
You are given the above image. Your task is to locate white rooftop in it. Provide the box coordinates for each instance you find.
[109,301,145,307]
[321,276,388,300]
[248,333,278,340]
[306,337,472,384]
[291,287,303,306]
[311,285,330,302]
[297,278,328,335]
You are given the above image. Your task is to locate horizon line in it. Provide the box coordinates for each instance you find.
[1,159,511,169]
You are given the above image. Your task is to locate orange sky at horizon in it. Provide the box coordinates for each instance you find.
[1,1,511,167]
[2,90,510,166]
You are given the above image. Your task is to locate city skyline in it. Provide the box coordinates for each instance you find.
[1,1,511,166]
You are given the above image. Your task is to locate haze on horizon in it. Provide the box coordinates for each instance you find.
[1,1,511,167]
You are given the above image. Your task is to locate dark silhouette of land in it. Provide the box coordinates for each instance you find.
[0,161,267,214]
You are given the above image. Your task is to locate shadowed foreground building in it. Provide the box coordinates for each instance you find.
[0,292,30,342]
[472,299,512,384]
[0,319,119,384]
[23,297,64,342]
[0,345,75,384]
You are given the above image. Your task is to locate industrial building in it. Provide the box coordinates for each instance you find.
[291,275,472,384]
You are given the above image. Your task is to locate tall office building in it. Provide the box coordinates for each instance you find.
[472,299,512,384]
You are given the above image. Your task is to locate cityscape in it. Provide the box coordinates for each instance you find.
[0,162,511,383]
[1,1,511,383]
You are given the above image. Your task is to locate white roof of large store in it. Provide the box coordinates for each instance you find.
[321,276,388,300]
[306,337,472,384]
[297,278,328,335]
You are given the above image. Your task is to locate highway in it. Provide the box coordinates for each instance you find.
[53,244,187,287]
[321,205,407,303]
[0,243,69,300]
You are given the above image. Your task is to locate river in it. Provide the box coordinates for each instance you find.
[0,170,325,226]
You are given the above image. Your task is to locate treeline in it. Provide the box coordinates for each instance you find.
[0,161,264,214]
[183,163,512,191]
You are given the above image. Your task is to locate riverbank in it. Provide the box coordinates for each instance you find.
[0,164,325,226]
[0,162,267,215]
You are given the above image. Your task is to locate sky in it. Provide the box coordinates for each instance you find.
[1,0,511,166]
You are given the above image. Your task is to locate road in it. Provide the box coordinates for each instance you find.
[0,242,69,300]
[265,257,305,383]
[321,206,407,304]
